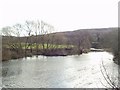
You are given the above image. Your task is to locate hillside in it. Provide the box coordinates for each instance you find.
[2,27,118,44]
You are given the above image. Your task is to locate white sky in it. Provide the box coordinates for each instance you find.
[0,0,119,32]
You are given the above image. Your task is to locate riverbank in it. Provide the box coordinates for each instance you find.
[113,53,120,65]
[2,47,89,61]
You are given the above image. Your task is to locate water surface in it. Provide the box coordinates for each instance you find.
[2,52,118,88]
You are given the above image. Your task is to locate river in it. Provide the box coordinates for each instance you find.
[2,51,119,88]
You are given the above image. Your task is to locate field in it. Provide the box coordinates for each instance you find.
[4,43,75,49]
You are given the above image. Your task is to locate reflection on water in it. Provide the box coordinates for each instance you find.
[2,52,118,88]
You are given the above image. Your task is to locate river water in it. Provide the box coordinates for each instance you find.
[2,51,119,88]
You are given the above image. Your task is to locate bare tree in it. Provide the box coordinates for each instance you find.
[12,24,24,53]
[34,20,40,55]
[2,26,14,48]
[2,24,25,59]
[23,20,35,56]
[2,25,23,52]
[40,20,54,53]
[73,31,91,54]
[100,60,119,89]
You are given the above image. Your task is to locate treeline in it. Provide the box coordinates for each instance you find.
[90,28,119,65]
[1,20,118,62]
[2,20,91,61]
[99,28,118,64]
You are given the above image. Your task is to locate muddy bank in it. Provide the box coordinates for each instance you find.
[113,53,120,65]
[41,48,78,56]
[2,48,89,61]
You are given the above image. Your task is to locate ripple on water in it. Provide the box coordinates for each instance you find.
[2,52,118,88]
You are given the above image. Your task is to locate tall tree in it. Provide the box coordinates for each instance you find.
[40,20,54,53]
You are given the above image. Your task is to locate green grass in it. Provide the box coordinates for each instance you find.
[4,43,74,49]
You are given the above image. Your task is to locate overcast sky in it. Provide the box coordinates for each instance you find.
[0,0,119,32]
